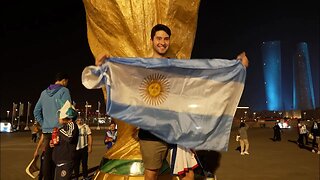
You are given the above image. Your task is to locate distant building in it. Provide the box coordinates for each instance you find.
[261,41,283,111]
[293,42,316,110]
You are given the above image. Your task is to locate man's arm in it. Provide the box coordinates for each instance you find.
[86,125,93,153]
[34,133,44,158]
[33,99,43,126]
[87,134,93,153]
[95,53,109,66]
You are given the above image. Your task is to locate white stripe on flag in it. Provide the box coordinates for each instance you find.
[109,62,244,117]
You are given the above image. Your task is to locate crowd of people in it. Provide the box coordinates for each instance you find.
[32,73,96,180]
[296,119,320,154]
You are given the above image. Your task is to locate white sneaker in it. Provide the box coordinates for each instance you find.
[312,149,316,153]
[317,151,320,155]
[244,151,249,155]
[240,152,245,155]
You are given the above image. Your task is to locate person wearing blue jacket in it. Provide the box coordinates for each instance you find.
[33,72,71,180]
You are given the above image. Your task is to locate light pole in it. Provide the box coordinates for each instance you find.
[6,111,10,120]
[11,103,17,126]
[96,101,101,130]
[253,112,256,121]
[24,102,31,130]
[17,102,24,131]
[244,111,247,121]
[85,101,88,124]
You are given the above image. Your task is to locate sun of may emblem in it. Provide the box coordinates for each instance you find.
[139,73,170,106]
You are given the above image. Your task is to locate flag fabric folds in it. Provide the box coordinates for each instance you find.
[82,57,246,151]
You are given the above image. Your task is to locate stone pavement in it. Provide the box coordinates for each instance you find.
[0,127,319,180]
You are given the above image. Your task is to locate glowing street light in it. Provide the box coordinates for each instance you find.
[96,101,101,130]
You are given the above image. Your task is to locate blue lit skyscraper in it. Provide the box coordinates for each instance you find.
[261,41,283,111]
[293,42,316,110]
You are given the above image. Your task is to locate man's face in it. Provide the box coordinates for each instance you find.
[151,30,170,57]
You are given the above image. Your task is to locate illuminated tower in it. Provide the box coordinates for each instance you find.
[293,42,316,110]
[261,41,283,111]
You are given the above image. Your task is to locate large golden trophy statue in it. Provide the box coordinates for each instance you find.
[82,0,200,179]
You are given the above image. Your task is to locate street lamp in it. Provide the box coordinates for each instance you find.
[6,111,10,119]
[244,111,247,121]
[24,102,31,130]
[11,102,17,126]
[96,101,101,130]
[253,112,256,121]
[85,101,91,124]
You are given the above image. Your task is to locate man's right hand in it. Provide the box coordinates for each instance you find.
[33,150,38,158]
[237,52,249,68]
[95,53,109,66]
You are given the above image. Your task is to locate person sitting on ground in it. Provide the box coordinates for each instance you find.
[104,120,117,150]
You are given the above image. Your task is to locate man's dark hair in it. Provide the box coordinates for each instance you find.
[150,24,171,40]
[55,72,69,81]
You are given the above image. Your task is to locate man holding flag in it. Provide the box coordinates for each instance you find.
[95,23,198,180]
[89,23,248,179]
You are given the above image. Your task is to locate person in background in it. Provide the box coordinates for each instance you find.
[74,117,92,180]
[104,120,117,150]
[297,120,308,148]
[238,121,250,155]
[311,120,320,154]
[33,72,71,180]
[273,121,282,141]
[50,100,79,180]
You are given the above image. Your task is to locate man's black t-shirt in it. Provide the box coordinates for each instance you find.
[138,129,164,141]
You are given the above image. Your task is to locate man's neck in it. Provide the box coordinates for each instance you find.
[55,81,63,86]
[152,53,166,59]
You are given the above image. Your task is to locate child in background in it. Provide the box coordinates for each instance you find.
[50,100,79,180]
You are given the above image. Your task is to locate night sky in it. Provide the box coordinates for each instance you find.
[1,1,319,118]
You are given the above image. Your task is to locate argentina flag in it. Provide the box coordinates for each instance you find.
[82,57,246,151]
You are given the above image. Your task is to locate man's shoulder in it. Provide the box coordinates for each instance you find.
[84,124,92,133]
[59,86,70,92]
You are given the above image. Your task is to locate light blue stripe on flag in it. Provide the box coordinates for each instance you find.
[109,101,234,151]
[82,57,246,151]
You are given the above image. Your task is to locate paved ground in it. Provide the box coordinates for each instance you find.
[0,127,319,180]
